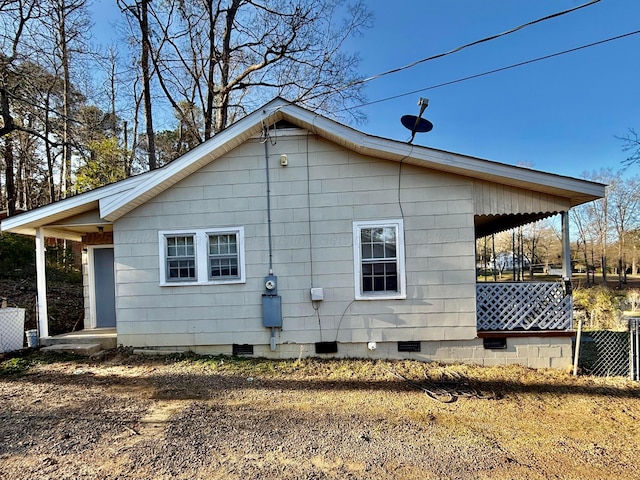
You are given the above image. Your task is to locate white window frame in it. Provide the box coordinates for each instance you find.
[353,219,406,300]
[159,227,245,286]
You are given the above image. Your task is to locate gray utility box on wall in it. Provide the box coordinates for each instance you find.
[262,295,282,328]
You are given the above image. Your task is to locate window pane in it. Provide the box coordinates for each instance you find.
[361,261,399,294]
[361,227,396,261]
[386,273,398,291]
[385,243,396,258]
[210,257,239,278]
[362,276,373,292]
[229,258,238,276]
[209,236,219,255]
[168,259,195,280]
[167,236,194,257]
[209,233,240,279]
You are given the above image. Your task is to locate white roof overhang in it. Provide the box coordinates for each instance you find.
[1,175,145,238]
[1,98,605,238]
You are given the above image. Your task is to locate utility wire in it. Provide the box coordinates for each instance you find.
[362,0,600,84]
[345,29,640,111]
[308,0,602,103]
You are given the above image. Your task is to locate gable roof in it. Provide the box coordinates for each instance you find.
[2,97,605,237]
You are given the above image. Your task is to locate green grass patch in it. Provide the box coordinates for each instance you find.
[0,356,33,376]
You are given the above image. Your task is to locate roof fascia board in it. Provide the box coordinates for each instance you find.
[277,104,605,204]
[5,226,84,241]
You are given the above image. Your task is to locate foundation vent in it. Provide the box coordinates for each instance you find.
[483,337,507,350]
[232,344,254,356]
[315,341,338,354]
[397,341,421,352]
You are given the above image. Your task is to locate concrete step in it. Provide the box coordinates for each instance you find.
[40,329,117,350]
[40,343,103,356]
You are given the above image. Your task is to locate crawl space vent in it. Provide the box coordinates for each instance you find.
[483,337,507,350]
[397,341,421,352]
[232,344,254,356]
[315,341,338,354]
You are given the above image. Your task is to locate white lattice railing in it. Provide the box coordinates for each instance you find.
[476,282,572,331]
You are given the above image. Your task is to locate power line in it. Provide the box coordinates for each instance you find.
[358,0,602,86]
[347,29,640,111]
[307,0,602,103]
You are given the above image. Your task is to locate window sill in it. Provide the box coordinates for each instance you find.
[160,279,245,287]
[355,293,406,301]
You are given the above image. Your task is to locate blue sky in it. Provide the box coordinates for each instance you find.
[344,0,640,178]
[91,0,640,179]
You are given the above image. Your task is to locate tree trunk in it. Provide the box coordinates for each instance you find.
[16,141,24,210]
[583,247,590,286]
[58,1,72,198]
[43,91,56,203]
[618,256,623,289]
[215,0,241,134]
[4,135,16,216]
[140,0,157,170]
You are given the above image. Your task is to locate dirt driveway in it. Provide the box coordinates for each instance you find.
[1,351,639,479]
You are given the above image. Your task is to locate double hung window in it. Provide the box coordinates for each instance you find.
[166,235,196,281]
[353,220,406,300]
[208,234,239,280]
[159,227,245,285]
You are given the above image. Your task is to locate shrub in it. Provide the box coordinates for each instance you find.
[625,289,640,312]
[0,233,35,278]
[572,285,625,330]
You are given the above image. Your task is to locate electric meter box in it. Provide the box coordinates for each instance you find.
[262,295,282,328]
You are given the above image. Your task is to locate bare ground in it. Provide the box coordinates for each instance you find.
[1,351,640,480]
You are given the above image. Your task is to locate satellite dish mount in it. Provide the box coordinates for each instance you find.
[401,97,433,143]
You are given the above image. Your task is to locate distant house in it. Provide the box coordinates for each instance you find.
[492,252,531,272]
[1,98,605,368]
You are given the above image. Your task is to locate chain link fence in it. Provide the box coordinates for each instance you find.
[575,317,640,380]
[630,318,640,381]
[0,308,26,353]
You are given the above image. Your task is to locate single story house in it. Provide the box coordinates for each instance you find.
[1,98,605,368]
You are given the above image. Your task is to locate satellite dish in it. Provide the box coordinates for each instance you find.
[401,98,434,144]
[401,115,433,133]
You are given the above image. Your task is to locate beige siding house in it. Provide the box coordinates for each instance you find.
[1,98,605,368]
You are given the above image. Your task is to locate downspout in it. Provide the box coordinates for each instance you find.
[35,228,49,338]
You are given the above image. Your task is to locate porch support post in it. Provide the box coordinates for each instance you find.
[35,228,49,338]
[561,210,571,280]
